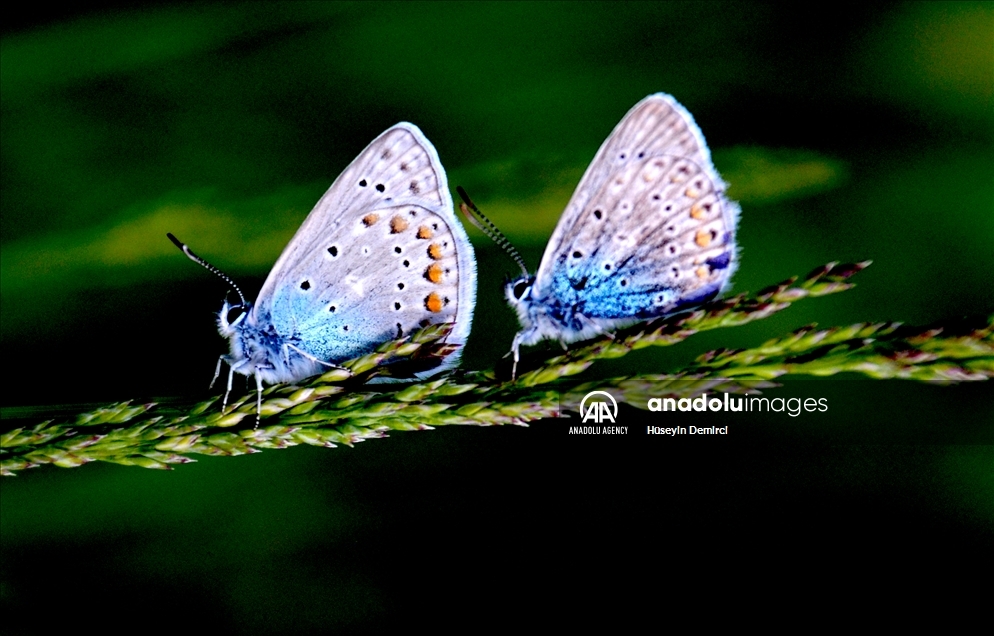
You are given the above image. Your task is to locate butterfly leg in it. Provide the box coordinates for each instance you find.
[254,373,264,427]
[222,366,235,413]
[510,332,523,380]
[210,355,226,389]
[209,355,236,412]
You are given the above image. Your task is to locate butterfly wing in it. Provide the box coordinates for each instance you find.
[253,123,476,373]
[532,93,738,324]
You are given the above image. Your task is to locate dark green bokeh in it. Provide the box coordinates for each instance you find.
[2,2,991,628]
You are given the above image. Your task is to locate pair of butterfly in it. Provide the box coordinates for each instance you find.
[170,93,739,414]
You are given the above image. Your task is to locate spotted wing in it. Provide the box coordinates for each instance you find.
[534,93,739,319]
[254,124,476,366]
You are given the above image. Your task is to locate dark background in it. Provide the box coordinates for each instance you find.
[2,2,991,630]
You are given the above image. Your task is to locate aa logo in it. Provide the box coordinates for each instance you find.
[579,391,618,424]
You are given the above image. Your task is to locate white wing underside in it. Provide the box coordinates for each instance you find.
[253,123,476,357]
[534,93,736,292]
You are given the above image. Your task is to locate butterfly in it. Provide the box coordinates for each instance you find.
[170,123,477,415]
[504,93,739,376]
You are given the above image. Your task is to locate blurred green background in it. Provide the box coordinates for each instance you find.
[2,1,992,629]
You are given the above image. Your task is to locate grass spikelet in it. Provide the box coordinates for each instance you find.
[2,262,990,475]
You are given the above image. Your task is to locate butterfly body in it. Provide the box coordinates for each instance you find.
[218,300,326,386]
[175,123,476,412]
[506,93,738,367]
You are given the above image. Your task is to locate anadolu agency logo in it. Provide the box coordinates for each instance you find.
[568,391,627,435]
[580,391,617,423]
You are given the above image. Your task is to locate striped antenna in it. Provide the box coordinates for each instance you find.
[167,233,248,307]
[456,186,529,277]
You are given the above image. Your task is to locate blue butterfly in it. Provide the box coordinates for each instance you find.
[504,94,739,375]
[171,123,476,414]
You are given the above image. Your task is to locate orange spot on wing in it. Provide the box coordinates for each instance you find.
[425,263,443,283]
[427,243,443,260]
[362,214,379,226]
[696,266,709,279]
[390,216,409,233]
[670,164,691,183]
[690,203,705,219]
[695,229,712,247]
[425,292,443,313]
[417,226,433,239]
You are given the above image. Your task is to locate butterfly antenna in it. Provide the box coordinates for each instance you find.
[167,233,248,307]
[456,186,529,277]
